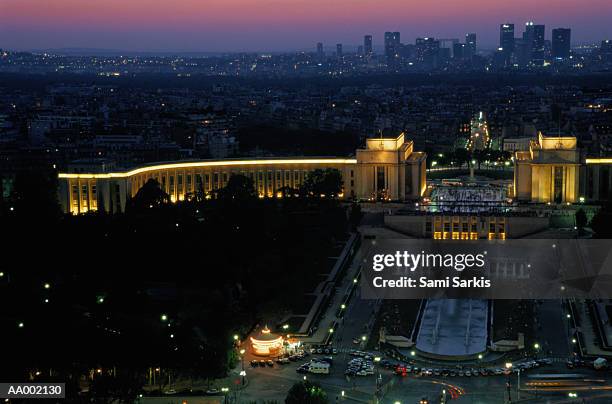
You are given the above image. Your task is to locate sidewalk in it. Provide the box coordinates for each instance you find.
[299,243,364,345]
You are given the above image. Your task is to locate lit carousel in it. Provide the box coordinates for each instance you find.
[250,326,283,356]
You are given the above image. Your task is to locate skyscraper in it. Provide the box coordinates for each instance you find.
[523,22,545,66]
[316,42,324,59]
[465,33,477,58]
[415,37,440,68]
[453,42,466,59]
[499,23,515,59]
[552,28,571,59]
[364,35,373,56]
[384,32,401,61]
[336,43,343,58]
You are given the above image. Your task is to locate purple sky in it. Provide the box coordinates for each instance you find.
[1,0,611,52]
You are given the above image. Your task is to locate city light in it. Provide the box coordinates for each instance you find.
[161,314,168,322]
[233,334,239,341]
[44,283,51,289]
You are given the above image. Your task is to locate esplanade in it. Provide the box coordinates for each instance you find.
[57,131,612,215]
[58,133,427,214]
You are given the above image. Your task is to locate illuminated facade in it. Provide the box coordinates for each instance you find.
[354,133,427,201]
[58,134,427,214]
[250,326,283,356]
[514,133,580,203]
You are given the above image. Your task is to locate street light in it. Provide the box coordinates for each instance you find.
[160,314,168,322]
[233,334,239,341]
[44,283,51,289]
[410,350,416,356]
[568,392,578,398]
[340,304,346,310]
[534,343,540,349]
[478,354,483,360]
[282,324,289,330]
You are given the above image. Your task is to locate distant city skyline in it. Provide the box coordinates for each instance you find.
[1,0,612,52]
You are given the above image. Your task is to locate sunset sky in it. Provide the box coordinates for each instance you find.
[1,0,611,52]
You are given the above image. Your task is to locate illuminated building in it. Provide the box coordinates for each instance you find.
[523,22,545,66]
[499,23,515,63]
[250,326,283,356]
[514,133,580,203]
[384,32,401,62]
[58,134,427,213]
[465,33,477,58]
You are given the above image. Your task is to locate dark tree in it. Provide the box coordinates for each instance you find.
[8,169,62,223]
[285,381,328,404]
[349,202,362,229]
[217,174,257,201]
[591,204,612,238]
[301,169,343,198]
[454,148,470,168]
[128,179,170,211]
[89,372,143,404]
[575,208,587,232]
